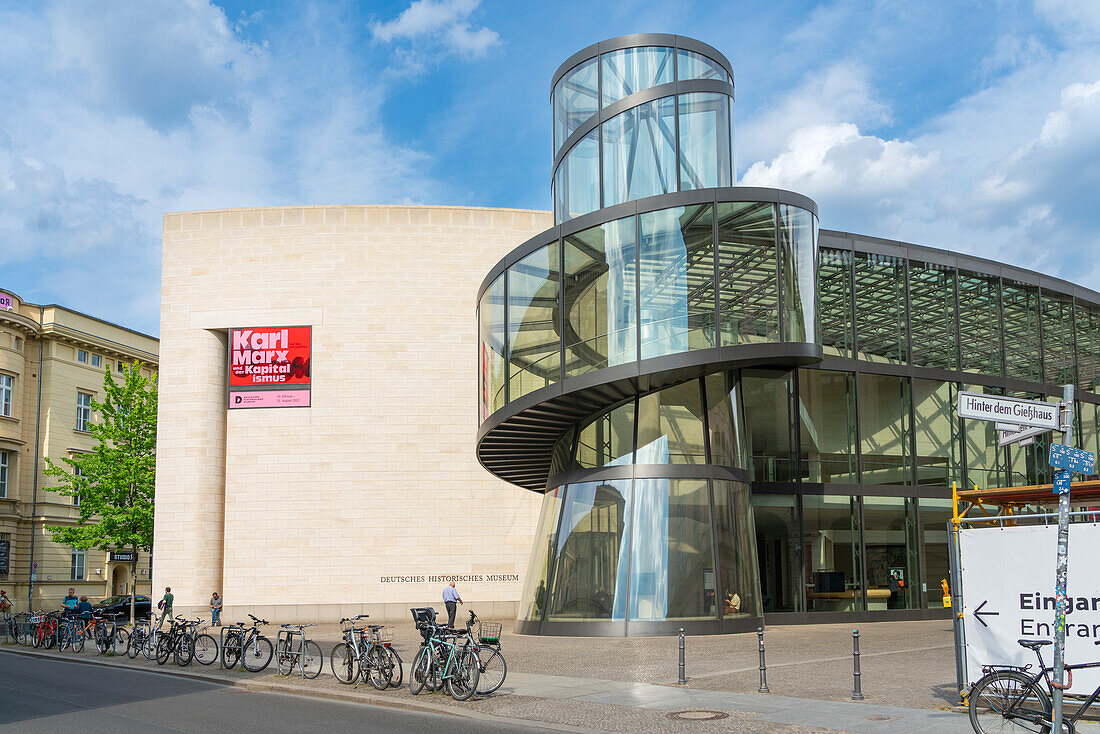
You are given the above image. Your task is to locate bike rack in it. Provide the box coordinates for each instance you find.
[219,625,244,669]
[277,627,308,679]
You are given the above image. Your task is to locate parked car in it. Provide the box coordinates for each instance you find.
[93,594,152,620]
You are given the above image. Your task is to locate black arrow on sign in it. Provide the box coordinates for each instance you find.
[974,600,1000,628]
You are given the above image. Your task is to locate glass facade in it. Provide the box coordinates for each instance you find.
[638,205,715,358]
[507,244,560,402]
[491,36,1100,634]
[717,202,779,346]
[603,96,677,207]
[478,276,506,420]
[552,44,734,224]
[554,130,600,221]
[524,475,758,624]
[854,252,908,364]
[601,46,674,107]
[553,58,598,153]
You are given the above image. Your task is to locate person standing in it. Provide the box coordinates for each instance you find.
[210,592,222,626]
[442,581,463,628]
[157,586,174,629]
[76,595,93,620]
[62,587,79,613]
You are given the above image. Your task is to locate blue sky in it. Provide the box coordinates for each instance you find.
[2,0,1099,335]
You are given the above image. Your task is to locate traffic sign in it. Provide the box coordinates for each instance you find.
[31,561,37,570]
[1049,443,1096,474]
[1054,469,1072,495]
[957,392,1061,430]
[998,424,1050,447]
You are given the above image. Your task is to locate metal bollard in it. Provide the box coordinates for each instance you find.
[678,628,687,685]
[852,629,864,700]
[757,627,770,693]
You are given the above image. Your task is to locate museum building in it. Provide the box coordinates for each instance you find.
[155,34,1100,633]
[476,35,1100,635]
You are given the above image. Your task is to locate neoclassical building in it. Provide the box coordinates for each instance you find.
[0,289,158,611]
[476,35,1100,635]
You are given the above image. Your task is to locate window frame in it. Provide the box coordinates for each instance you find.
[71,547,85,581]
[0,450,7,498]
[77,349,88,364]
[0,373,11,417]
[76,391,93,432]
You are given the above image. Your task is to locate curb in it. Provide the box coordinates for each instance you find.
[0,644,592,733]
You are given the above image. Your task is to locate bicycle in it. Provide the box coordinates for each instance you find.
[192,622,219,666]
[127,619,150,659]
[463,610,507,695]
[276,623,322,679]
[969,637,1100,733]
[155,617,196,666]
[332,615,400,690]
[220,614,273,672]
[409,607,480,701]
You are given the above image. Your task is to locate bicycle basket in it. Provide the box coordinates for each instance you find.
[478,622,501,644]
[370,627,394,644]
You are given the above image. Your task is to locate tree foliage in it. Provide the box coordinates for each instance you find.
[44,363,156,554]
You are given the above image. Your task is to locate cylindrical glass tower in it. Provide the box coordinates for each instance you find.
[478,34,821,635]
[552,36,735,223]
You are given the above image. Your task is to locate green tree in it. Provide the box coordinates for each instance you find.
[45,362,156,624]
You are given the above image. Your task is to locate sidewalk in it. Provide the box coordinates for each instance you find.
[9,618,1087,733]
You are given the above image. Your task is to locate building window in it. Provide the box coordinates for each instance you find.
[117,360,125,373]
[73,465,82,507]
[77,349,88,363]
[90,354,101,368]
[0,374,11,417]
[76,392,92,432]
[71,547,85,581]
[0,450,7,498]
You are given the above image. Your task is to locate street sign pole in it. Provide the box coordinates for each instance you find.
[1052,383,1074,734]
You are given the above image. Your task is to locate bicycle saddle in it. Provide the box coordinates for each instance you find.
[1018,639,1053,649]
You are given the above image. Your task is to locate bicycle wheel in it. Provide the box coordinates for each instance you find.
[175,634,194,666]
[446,647,480,701]
[194,634,219,666]
[71,627,85,653]
[331,643,359,684]
[95,627,111,654]
[242,635,273,672]
[301,641,323,679]
[476,647,506,695]
[276,639,294,676]
[367,645,390,691]
[155,635,172,665]
[142,632,157,660]
[127,632,142,659]
[44,625,56,649]
[969,669,1051,734]
[221,638,241,669]
[112,629,130,656]
[409,645,432,695]
[385,646,403,689]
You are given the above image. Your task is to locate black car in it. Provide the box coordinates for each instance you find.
[92,594,152,620]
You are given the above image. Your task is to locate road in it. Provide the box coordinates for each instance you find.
[0,651,547,733]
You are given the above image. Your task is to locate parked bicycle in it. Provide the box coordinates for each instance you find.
[969,637,1100,733]
[409,607,479,701]
[192,623,219,666]
[464,610,506,695]
[221,614,273,672]
[275,623,322,678]
[332,614,401,690]
[156,617,196,666]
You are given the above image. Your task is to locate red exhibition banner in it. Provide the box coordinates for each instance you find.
[228,326,311,409]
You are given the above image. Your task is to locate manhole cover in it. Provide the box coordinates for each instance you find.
[667,710,730,721]
[864,715,898,721]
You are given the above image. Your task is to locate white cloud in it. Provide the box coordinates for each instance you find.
[741,123,938,198]
[0,1,454,334]
[371,0,500,61]
[735,4,1100,291]
[737,61,890,167]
